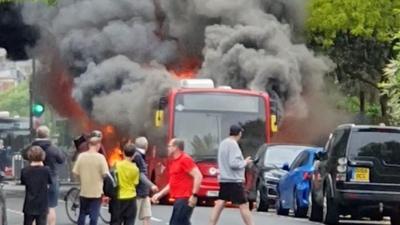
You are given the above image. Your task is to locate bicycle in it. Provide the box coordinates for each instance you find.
[64,187,110,224]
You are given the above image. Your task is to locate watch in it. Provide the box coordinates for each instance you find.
[192,193,199,198]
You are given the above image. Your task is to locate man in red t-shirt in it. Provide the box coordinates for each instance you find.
[152,138,203,225]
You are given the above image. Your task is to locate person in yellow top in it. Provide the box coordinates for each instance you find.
[110,143,140,225]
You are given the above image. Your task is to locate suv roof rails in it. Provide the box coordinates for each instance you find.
[337,123,355,129]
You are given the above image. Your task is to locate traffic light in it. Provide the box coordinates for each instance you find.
[32,102,45,117]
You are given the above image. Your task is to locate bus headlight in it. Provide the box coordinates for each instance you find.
[209,167,218,176]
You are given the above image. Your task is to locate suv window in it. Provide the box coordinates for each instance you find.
[290,151,309,171]
[348,128,400,165]
[328,129,350,158]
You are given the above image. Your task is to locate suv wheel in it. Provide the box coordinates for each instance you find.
[256,187,269,212]
[309,191,323,222]
[322,187,339,225]
[293,190,307,218]
[276,199,289,216]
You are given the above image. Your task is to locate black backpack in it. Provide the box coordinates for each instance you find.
[103,169,118,198]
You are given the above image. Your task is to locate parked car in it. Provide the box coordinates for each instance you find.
[275,147,322,217]
[310,124,400,225]
[251,144,310,212]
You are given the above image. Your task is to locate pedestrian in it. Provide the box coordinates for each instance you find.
[73,130,109,225]
[23,125,65,225]
[110,143,140,225]
[0,139,8,173]
[133,137,159,225]
[21,146,52,225]
[208,125,254,225]
[151,138,203,225]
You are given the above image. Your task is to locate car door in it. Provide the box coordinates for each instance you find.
[280,151,309,208]
[313,129,349,204]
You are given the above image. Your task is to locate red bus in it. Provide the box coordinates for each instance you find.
[147,79,277,204]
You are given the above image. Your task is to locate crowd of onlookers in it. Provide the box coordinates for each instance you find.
[21,123,256,225]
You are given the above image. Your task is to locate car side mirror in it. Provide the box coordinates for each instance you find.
[316,151,328,160]
[282,163,289,171]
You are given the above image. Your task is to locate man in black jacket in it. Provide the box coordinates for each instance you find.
[23,125,65,225]
[133,137,158,225]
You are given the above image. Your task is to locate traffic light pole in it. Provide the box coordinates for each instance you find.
[29,57,35,141]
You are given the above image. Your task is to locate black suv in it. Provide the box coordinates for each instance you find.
[310,124,400,225]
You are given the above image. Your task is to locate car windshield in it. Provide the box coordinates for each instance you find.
[264,146,305,168]
[348,128,400,165]
[174,93,267,157]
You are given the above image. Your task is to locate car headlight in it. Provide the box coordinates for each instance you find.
[209,167,218,176]
[264,173,279,182]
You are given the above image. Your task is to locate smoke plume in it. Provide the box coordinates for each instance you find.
[0,2,38,60]
[21,0,341,143]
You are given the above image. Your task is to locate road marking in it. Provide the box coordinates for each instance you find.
[151,217,163,222]
[6,208,23,215]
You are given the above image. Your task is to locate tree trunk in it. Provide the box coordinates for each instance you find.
[380,94,388,121]
[359,91,365,113]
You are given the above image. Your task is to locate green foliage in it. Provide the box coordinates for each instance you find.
[380,31,400,124]
[307,0,400,47]
[0,81,29,117]
[337,96,381,117]
[307,0,400,119]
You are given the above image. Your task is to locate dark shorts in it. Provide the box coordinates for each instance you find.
[170,198,194,225]
[24,213,47,225]
[218,182,248,205]
[110,198,137,225]
[48,177,59,208]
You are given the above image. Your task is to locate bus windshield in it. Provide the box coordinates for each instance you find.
[173,93,267,157]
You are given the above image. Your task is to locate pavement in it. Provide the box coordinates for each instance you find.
[3,183,391,225]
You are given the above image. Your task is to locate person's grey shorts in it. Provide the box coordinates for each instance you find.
[48,177,59,208]
[136,197,152,220]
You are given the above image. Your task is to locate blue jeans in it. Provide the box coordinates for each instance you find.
[77,197,101,225]
[170,198,194,225]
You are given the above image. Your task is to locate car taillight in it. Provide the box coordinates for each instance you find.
[303,172,312,180]
[336,157,348,182]
[337,165,347,173]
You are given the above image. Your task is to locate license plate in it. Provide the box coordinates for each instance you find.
[353,167,370,182]
[207,191,219,197]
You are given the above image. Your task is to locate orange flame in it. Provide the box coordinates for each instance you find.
[44,67,124,164]
[107,146,123,167]
[45,52,201,165]
[169,57,200,79]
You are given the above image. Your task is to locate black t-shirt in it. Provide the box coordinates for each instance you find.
[21,165,52,215]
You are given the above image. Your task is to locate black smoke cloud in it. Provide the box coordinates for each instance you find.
[0,2,39,60]
[20,0,335,138]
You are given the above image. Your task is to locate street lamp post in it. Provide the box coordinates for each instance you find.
[29,57,35,141]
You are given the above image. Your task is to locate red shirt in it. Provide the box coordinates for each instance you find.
[168,152,196,198]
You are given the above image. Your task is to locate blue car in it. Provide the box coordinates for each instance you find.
[276,147,322,218]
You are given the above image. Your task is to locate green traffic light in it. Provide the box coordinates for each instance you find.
[32,103,45,117]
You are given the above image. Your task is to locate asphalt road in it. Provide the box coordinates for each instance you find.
[3,184,390,225]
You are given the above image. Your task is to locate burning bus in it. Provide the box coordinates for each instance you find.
[146,79,278,204]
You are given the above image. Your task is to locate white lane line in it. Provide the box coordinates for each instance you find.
[6,208,23,215]
[151,217,163,222]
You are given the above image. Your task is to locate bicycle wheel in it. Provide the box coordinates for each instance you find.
[65,187,80,224]
[99,196,110,224]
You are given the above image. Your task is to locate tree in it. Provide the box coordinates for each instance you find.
[380,31,400,124]
[0,81,29,117]
[307,0,400,119]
